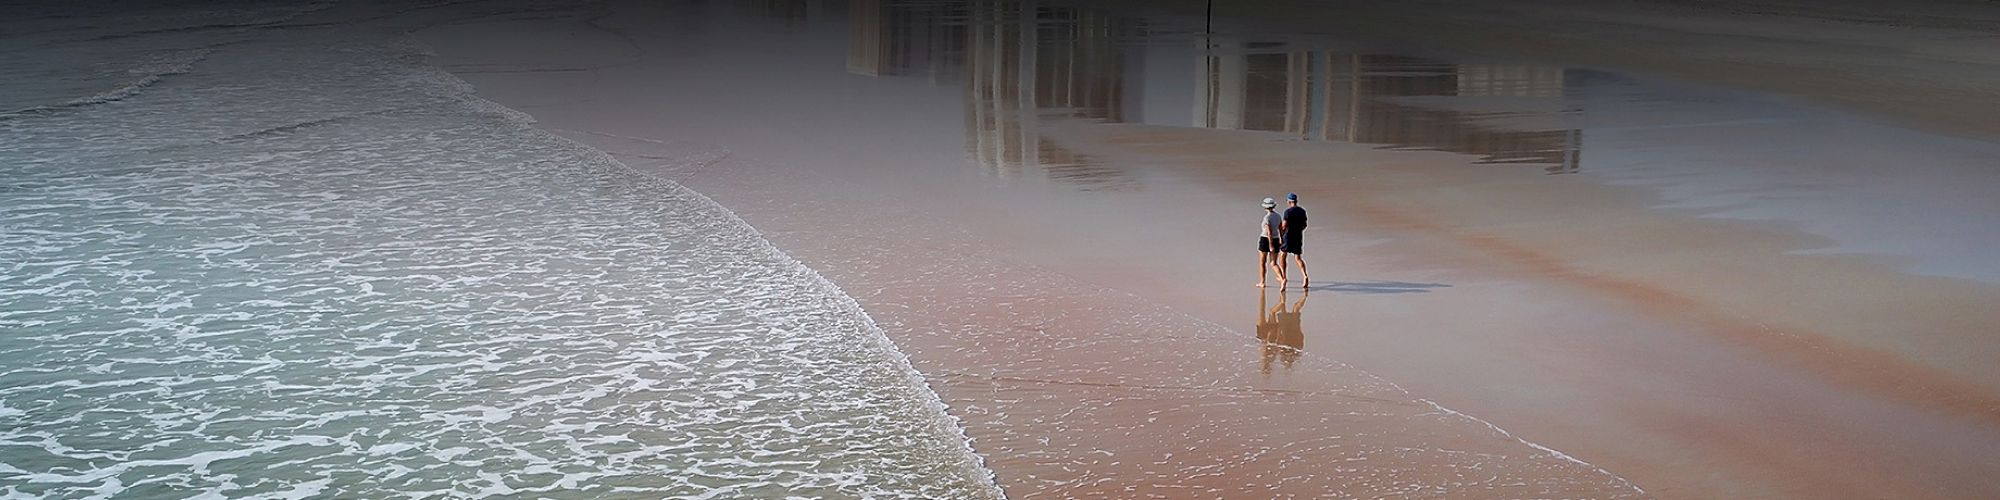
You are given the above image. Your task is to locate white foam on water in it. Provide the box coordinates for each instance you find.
[0,1,1002,498]
[439,52,998,484]
[1416,400,1647,494]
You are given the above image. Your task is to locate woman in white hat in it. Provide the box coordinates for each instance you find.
[1258,197,1287,288]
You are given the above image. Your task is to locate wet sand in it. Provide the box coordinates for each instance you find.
[1038,120,2000,498]
[413,4,1643,496]
[654,138,1644,497]
[414,0,2000,497]
[1121,0,2000,141]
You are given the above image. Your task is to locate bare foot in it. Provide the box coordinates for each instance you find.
[1255,282,1267,288]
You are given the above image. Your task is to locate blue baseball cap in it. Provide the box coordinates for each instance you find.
[1286,193,1298,201]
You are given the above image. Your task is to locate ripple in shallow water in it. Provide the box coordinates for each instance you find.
[0,8,996,499]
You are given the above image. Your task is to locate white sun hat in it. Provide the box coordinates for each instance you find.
[1261,197,1276,208]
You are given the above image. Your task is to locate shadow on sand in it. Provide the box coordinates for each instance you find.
[1304,281,1451,294]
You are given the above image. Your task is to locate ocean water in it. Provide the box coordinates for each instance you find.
[0,2,998,498]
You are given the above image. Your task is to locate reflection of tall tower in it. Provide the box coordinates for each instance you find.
[961,0,1134,189]
[964,0,1034,178]
[755,0,819,25]
[846,0,967,79]
[1031,8,1125,121]
[1196,40,1246,129]
[1198,42,1331,133]
[1198,44,1585,171]
[847,0,884,76]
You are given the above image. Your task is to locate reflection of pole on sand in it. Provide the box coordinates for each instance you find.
[1256,289,1307,373]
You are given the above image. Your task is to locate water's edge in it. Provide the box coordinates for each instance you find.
[400,33,1007,498]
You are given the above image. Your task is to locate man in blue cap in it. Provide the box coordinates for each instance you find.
[1280,193,1309,287]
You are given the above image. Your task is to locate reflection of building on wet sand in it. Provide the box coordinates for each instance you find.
[846,0,1141,188]
[846,1,1108,185]
[846,0,1586,179]
[1197,47,1584,173]
[846,0,965,79]
[752,0,817,25]
[1257,290,1306,373]
[959,1,1137,189]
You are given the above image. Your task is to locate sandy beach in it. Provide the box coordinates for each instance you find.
[413,0,2000,497]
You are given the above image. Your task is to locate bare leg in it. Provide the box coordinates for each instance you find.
[1272,250,1288,287]
[1275,245,1288,287]
[1256,251,1268,287]
[1289,253,1309,288]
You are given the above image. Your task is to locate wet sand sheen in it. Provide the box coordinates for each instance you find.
[1040,120,2000,498]
[669,145,1644,497]
[414,3,1644,496]
[412,0,2000,497]
[1115,0,2000,142]
[1054,121,2000,414]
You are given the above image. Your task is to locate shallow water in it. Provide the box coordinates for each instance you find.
[0,2,996,498]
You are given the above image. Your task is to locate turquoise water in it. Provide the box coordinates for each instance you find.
[0,2,996,498]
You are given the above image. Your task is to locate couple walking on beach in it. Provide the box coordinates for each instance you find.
[1258,193,1309,288]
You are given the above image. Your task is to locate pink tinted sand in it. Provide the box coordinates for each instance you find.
[415,0,2000,497]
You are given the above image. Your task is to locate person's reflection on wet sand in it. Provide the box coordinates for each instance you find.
[1257,288,1307,373]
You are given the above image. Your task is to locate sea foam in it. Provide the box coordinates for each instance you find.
[0,2,998,498]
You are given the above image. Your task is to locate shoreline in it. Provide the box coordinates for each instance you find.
[0,2,1014,494]
[619,133,1648,497]
[411,0,2000,497]
[547,131,1008,498]
[410,4,1647,497]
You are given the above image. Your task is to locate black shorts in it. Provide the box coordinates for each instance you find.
[1283,231,1303,254]
[1258,236,1278,253]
